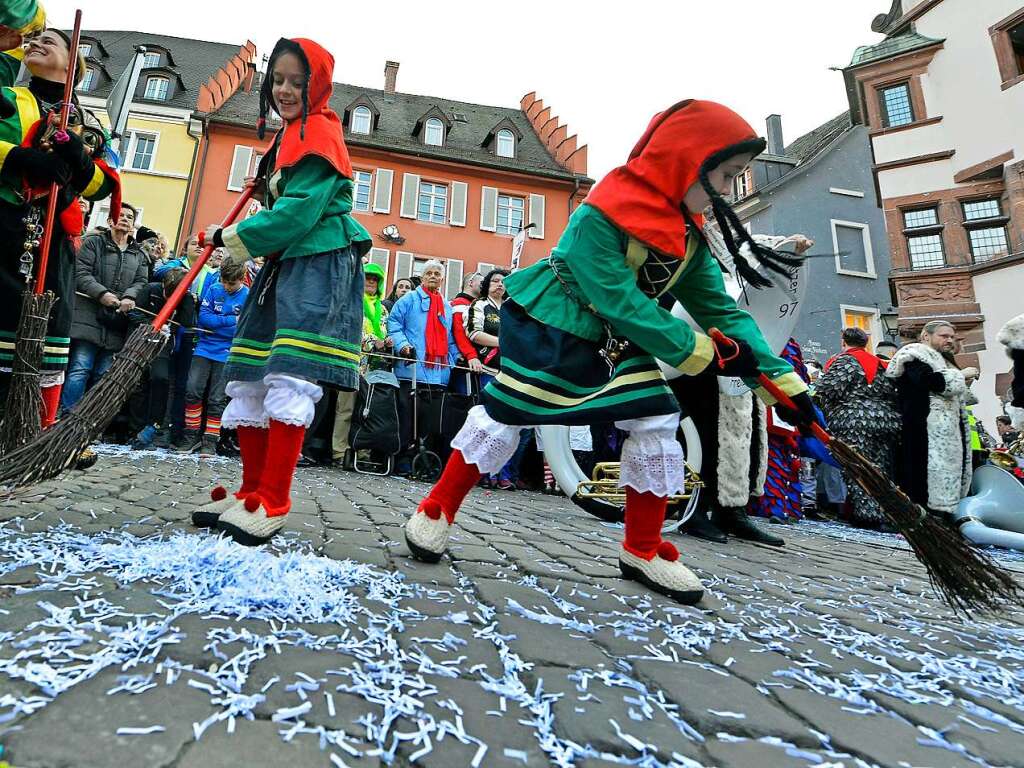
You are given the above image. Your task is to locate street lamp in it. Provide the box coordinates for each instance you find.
[880,309,900,343]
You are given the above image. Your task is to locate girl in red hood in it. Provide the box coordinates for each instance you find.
[196,37,371,545]
[404,99,818,604]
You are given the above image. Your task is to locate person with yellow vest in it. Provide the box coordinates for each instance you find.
[0,0,121,428]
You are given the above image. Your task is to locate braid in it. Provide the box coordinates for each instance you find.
[699,140,804,290]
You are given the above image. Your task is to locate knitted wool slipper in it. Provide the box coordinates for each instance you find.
[404,498,452,563]
[217,494,288,546]
[191,486,241,528]
[618,541,704,605]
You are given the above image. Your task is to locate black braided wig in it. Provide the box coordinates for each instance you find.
[258,38,311,141]
[698,138,803,289]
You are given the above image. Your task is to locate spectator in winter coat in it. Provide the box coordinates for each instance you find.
[126,268,197,448]
[383,277,413,312]
[181,256,249,456]
[62,204,149,411]
[450,272,483,383]
[153,233,199,279]
[386,260,459,473]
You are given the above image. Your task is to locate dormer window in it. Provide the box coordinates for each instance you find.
[142,51,161,68]
[352,105,372,135]
[496,129,515,158]
[424,117,444,146]
[78,43,92,58]
[144,75,169,101]
[78,67,96,92]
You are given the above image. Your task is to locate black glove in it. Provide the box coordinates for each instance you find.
[774,391,819,435]
[51,131,97,191]
[2,145,70,187]
[714,337,761,379]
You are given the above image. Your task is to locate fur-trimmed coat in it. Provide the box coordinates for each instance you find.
[886,343,972,513]
[997,314,1024,431]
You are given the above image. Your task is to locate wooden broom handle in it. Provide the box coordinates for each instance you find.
[33,9,83,295]
[708,327,832,445]
[151,188,254,329]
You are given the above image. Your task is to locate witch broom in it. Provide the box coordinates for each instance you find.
[710,328,1020,615]
[0,10,83,454]
[0,188,253,483]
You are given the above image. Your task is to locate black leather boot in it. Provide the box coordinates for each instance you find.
[681,509,728,543]
[713,506,785,547]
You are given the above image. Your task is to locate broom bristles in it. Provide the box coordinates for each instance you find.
[828,435,1021,615]
[0,325,166,489]
[0,290,56,455]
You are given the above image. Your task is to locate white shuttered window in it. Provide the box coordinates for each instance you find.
[480,186,498,232]
[449,181,468,227]
[528,194,546,239]
[399,173,421,219]
[373,169,394,213]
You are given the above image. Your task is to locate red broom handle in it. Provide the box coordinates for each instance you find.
[708,327,832,445]
[34,9,83,295]
[151,188,254,329]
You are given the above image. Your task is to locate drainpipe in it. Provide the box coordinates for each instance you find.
[178,115,207,249]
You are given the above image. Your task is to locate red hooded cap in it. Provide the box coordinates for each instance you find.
[264,38,353,179]
[585,100,764,260]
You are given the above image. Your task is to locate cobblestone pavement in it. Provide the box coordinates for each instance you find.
[1,447,1023,768]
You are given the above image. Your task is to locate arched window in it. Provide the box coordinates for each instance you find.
[496,128,515,158]
[351,105,372,134]
[144,76,170,101]
[424,117,444,146]
[142,51,161,68]
[78,67,96,92]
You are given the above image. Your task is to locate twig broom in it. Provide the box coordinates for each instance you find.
[709,329,1020,615]
[0,188,253,488]
[0,10,83,454]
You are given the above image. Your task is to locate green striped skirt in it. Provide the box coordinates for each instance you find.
[482,300,679,426]
[224,246,364,390]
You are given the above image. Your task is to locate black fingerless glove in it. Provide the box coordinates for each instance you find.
[715,338,761,379]
[51,132,98,191]
[3,145,71,186]
[775,391,819,435]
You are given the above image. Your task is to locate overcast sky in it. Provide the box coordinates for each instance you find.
[50,0,884,181]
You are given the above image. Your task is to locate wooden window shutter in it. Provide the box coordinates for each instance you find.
[476,262,497,276]
[227,146,253,191]
[399,173,420,219]
[446,259,463,300]
[480,186,498,232]
[449,181,468,227]
[368,247,391,284]
[395,251,414,278]
[373,169,394,214]
[528,193,545,239]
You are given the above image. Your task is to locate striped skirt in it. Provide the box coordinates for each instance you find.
[481,301,679,426]
[224,246,364,391]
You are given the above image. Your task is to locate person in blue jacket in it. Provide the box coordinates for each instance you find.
[386,259,459,474]
[180,256,249,455]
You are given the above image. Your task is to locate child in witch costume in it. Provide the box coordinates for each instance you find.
[196,38,371,545]
[404,100,820,604]
[0,6,121,429]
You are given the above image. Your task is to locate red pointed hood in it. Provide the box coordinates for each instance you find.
[585,100,764,260]
[268,38,352,179]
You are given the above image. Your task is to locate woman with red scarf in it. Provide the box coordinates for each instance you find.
[815,327,900,527]
[403,100,820,605]
[194,37,371,545]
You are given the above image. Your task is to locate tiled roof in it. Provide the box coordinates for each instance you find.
[75,30,244,111]
[785,111,853,166]
[209,81,582,181]
[849,31,943,67]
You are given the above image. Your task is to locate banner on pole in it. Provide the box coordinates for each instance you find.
[510,223,534,271]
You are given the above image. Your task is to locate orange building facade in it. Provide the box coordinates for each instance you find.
[181,62,592,299]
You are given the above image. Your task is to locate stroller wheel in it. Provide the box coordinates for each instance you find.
[411,450,443,483]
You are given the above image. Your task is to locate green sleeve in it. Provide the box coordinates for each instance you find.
[1,0,44,87]
[669,246,807,403]
[563,211,714,374]
[220,156,342,260]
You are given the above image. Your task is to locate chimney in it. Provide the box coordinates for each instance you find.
[766,114,785,156]
[384,61,399,94]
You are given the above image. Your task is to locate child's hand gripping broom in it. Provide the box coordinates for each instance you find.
[0,10,84,454]
[709,328,1020,615]
[0,188,254,488]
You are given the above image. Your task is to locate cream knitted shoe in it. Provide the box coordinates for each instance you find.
[191,486,239,528]
[618,541,704,605]
[404,499,452,563]
[216,495,288,546]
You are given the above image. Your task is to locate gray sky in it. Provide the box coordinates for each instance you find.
[52,0,884,181]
